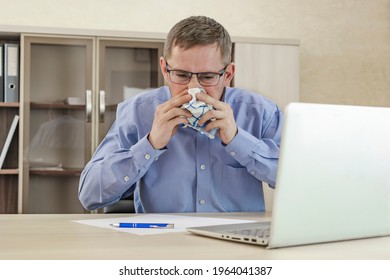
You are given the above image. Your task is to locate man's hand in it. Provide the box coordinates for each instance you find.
[148,90,192,149]
[196,91,238,145]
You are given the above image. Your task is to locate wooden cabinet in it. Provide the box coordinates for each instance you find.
[1,27,299,213]
[19,35,164,213]
[234,40,300,211]
[233,41,300,111]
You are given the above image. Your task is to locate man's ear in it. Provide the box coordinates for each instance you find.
[223,62,235,87]
[160,56,169,83]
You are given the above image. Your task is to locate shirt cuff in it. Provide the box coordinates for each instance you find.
[129,135,166,169]
[224,127,256,166]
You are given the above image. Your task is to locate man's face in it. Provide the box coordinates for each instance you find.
[160,43,235,100]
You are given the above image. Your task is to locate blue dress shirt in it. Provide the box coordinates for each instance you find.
[78,86,283,213]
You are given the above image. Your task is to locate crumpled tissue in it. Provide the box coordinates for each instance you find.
[180,88,218,139]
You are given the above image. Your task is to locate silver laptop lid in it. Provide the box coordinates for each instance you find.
[269,102,390,248]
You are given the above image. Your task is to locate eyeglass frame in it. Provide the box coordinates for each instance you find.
[165,62,228,86]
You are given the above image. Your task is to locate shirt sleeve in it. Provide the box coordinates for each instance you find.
[78,130,165,210]
[224,106,282,187]
[78,90,167,211]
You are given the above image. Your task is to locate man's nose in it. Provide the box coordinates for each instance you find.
[188,74,201,88]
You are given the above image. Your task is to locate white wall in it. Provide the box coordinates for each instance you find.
[1,0,390,107]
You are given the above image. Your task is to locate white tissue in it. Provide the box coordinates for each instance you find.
[181,88,217,139]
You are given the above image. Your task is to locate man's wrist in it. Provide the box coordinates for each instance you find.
[222,127,238,145]
[147,133,167,150]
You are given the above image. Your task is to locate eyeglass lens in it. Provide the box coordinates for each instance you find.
[169,70,222,86]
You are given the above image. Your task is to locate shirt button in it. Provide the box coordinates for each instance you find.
[145,154,151,160]
[199,200,206,205]
[230,151,236,156]
[124,176,130,182]
[154,157,159,161]
[200,164,206,170]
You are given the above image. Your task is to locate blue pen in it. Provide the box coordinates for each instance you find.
[111,222,174,229]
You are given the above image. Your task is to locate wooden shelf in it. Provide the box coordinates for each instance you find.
[0,169,19,175]
[29,102,118,110]
[0,102,20,108]
[29,168,82,176]
[30,102,85,110]
[107,104,118,111]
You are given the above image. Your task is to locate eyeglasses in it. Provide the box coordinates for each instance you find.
[166,63,227,86]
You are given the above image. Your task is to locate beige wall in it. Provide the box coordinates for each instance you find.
[1,0,389,107]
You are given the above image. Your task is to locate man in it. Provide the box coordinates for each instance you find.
[78,16,282,213]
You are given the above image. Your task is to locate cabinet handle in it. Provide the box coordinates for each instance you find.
[99,90,106,123]
[85,90,92,123]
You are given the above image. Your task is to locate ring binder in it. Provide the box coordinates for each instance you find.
[4,43,19,103]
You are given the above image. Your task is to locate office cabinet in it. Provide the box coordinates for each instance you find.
[234,42,300,111]
[1,26,298,214]
[20,35,164,213]
[234,41,300,211]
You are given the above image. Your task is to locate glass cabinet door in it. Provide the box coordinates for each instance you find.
[22,35,94,213]
[21,36,164,213]
[96,39,164,148]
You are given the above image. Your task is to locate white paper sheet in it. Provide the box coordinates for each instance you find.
[72,214,255,235]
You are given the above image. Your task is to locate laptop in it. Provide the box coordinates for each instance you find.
[187,102,390,248]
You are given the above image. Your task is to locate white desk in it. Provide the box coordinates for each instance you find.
[1,212,389,260]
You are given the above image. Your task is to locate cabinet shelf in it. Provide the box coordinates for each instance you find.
[107,104,117,111]
[29,103,117,110]
[0,102,20,108]
[0,169,19,175]
[30,102,85,110]
[29,168,82,176]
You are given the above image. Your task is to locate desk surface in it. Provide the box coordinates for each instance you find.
[1,212,389,260]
